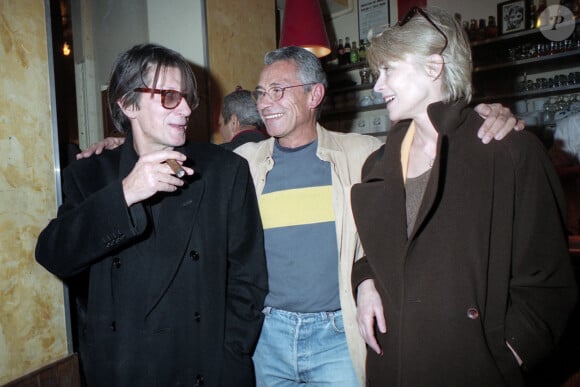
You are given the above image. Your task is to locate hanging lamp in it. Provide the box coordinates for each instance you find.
[279,0,331,58]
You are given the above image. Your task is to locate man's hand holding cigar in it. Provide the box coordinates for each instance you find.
[122,149,193,207]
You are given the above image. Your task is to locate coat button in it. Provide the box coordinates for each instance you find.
[194,312,201,322]
[190,250,200,261]
[112,257,121,269]
[467,307,480,320]
[110,321,116,331]
[194,374,204,386]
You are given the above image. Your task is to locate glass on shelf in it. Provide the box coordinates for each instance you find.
[359,67,371,85]
[359,95,372,107]
[543,97,558,128]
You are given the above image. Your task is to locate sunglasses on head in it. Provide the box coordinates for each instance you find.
[398,7,448,55]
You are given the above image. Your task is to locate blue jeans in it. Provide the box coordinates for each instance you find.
[253,307,359,386]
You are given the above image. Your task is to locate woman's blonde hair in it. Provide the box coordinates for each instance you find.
[367,6,472,103]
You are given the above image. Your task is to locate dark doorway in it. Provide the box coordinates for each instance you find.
[49,0,80,169]
[48,2,87,385]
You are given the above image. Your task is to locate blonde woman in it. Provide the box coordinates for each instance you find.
[351,7,577,386]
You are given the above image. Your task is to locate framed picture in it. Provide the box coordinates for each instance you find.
[358,0,391,42]
[497,0,529,35]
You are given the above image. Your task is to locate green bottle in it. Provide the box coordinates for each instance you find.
[350,41,359,64]
[358,40,367,63]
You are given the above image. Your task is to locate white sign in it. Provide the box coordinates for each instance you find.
[358,0,390,42]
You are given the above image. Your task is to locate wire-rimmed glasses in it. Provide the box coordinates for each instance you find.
[252,83,316,103]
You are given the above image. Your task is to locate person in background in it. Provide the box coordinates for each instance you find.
[35,43,268,387]
[351,7,577,386]
[235,45,526,386]
[219,87,267,150]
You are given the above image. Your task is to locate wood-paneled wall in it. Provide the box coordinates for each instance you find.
[205,0,277,143]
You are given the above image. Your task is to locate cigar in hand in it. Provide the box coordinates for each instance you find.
[166,159,186,178]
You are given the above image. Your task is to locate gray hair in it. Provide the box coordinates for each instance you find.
[264,46,328,89]
[222,89,263,128]
[367,6,472,103]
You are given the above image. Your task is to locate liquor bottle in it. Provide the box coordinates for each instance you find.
[477,19,486,41]
[337,38,345,66]
[327,40,339,66]
[344,37,352,64]
[485,16,498,38]
[463,21,470,37]
[529,3,537,29]
[468,19,478,41]
[350,40,359,63]
[358,39,367,63]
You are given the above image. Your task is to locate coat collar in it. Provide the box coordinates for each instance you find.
[352,100,483,303]
[119,132,139,178]
[427,100,471,135]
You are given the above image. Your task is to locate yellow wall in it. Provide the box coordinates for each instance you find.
[0,0,68,383]
[206,0,277,143]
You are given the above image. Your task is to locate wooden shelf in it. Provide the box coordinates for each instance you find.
[473,84,580,104]
[327,83,374,95]
[322,61,388,133]
[470,19,580,48]
[321,103,386,120]
[470,19,580,107]
[324,61,368,74]
[473,49,580,74]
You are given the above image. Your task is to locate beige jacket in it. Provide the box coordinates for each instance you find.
[235,124,382,385]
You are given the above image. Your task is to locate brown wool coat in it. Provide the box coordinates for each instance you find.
[351,102,577,387]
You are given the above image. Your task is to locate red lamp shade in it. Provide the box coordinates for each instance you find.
[279,0,331,58]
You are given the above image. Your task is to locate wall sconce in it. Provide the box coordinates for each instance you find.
[62,42,71,56]
[279,0,331,58]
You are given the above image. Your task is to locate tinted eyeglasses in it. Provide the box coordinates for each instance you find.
[398,7,448,55]
[252,83,316,103]
[134,88,197,110]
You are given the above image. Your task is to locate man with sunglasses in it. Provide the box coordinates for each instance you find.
[35,44,268,387]
[234,45,525,386]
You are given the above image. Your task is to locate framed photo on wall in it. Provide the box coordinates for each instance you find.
[358,0,391,42]
[497,0,529,35]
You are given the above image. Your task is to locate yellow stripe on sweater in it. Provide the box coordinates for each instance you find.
[259,186,335,229]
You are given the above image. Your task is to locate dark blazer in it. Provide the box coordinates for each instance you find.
[351,102,577,386]
[221,129,267,151]
[36,136,268,387]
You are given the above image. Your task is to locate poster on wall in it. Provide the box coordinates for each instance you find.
[497,0,529,35]
[358,0,391,42]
